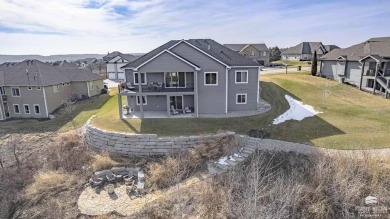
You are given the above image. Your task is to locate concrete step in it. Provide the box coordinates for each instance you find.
[245,144,258,150]
[215,163,230,170]
[232,155,245,162]
[243,147,256,153]
[225,158,239,166]
[241,150,254,157]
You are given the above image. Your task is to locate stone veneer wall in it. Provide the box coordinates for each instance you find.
[85,118,235,156]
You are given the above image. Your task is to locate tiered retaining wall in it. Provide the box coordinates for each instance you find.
[85,118,235,156]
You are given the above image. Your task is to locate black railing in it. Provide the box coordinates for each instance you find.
[1,95,6,101]
[124,82,195,93]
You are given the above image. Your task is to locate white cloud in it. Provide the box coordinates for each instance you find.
[0,0,389,55]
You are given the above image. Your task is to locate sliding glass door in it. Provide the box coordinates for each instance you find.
[165,72,186,87]
[170,96,183,110]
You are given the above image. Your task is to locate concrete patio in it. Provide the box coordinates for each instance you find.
[122,111,195,119]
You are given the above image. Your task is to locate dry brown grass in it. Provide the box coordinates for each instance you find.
[138,151,390,219]
[91,152,119,172]
[25,171,76,197]
[146,135,237,189]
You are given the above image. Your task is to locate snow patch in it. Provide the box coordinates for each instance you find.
[216,156,229,165]
[273,95,322,125]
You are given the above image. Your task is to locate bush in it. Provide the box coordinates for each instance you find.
[101,89,108,94]
[47,131,91,172]
[146,135,237,189]
[91,152,119,172]
[25,171,76,197]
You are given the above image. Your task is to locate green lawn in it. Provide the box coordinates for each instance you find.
[91,72,390,149]
[0,94,111,133]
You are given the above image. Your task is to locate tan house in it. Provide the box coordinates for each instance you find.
[0,60,103,120]
[224,44,270,66]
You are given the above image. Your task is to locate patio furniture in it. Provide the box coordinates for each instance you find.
[156,83,163,91]
[126,82,135,90]
[184,107,192,113]
[106,170,116,184]
[170,105,179,115]
[124,175,135,185]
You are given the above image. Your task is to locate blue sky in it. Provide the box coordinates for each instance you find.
[0,0,389,55]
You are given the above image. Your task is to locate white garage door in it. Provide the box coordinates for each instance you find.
[118,72,125,80]
[108,72,116,79]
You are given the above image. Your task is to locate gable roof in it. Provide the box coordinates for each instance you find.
[0,62,18,70]
[324,45,340,52]
[103,51,122,62]
[122,39,261,69]
[224,43,269,52]
[106,53,138,63]
[321,37,390,61]
[0,60,102,86]
[282,42,324,55]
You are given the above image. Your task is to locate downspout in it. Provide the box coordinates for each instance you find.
[0,91,4,120]
[42,86,49,118]
[194,70,199,118]
[87,82,90,97]
[225,67,229,114]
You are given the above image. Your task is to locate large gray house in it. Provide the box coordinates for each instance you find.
[320,37,390,98]
[224,44,270,66]
[118,39,262,118]
[0,60,103,120]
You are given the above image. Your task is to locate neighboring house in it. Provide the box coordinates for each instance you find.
[320,37,390,98]
[0,60,103,120]
[281,42,339,61]
[78,58,97,68]
[118,39,262,118]
[104,52,138,80]
[224,43,270,66]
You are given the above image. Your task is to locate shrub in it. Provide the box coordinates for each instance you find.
[91,152,119,172]
[100,89,108,94]
[25,171,76,197]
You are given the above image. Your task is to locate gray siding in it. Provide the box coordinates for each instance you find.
[171,42,227,114]
[88,80,104,97]
[321,60,362,86]
[228,68,259,111]
[345,62,362,86]
[127,95,167,111]
[183,95,194,108]
[71,82,88,99]
[138,52,196,73]
[2,86,47,118]
[44,84,73,113]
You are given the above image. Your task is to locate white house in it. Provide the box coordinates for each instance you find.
[104,52,138,81]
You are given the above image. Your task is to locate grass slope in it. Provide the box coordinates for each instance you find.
[92,72,390,149]
[0,94,110,133]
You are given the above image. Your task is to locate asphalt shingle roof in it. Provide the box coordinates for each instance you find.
[0,60,102,86]
[282,42,324,55]
[224,43,269,52]
[122,39,261,69]
[321,37,390,61]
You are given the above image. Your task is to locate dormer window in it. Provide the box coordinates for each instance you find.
[250,51,256,56]
[11,87,20,97]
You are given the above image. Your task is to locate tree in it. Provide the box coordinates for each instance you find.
[311,50,318,76]
[269,46,281,62]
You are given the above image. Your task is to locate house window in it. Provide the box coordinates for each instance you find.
[136,95,147,105]
[13,104,20,114]
[53,84,60,93]
[66,83,70,86]
[165,72,186,88]
[34,105,40,114]
[204,72,218,85]
[36,86,41,90]
[250,51,256,56]
[24,104,30,114]
[235,70,248,83]
[28,86,32,90]
[0,87,4,95]
[11,87,20,97]
[236,94,247,104]
[262,51,267,56]
[62,83,65,87]
[134,72,146,85]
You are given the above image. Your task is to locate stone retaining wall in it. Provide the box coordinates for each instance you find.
[85,118,235,156]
